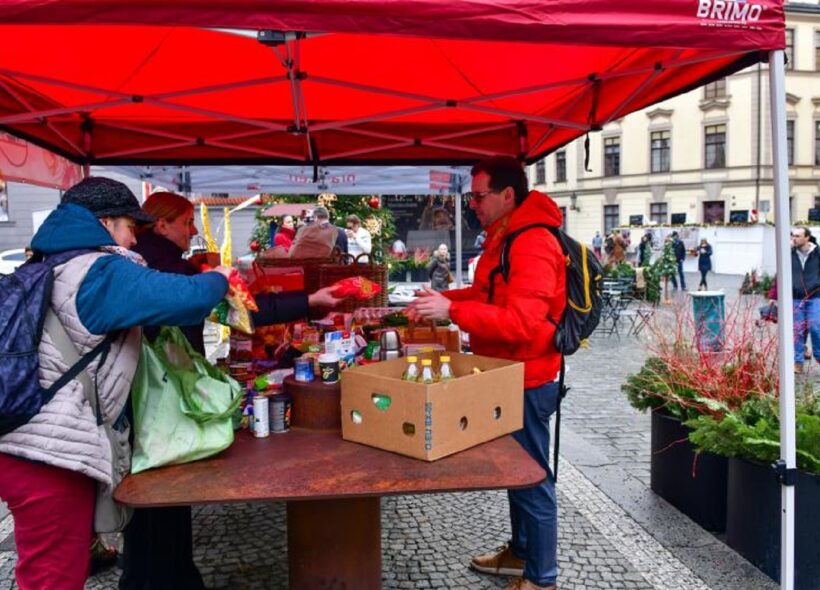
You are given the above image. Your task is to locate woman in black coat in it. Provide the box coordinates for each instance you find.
[123,192,341,590]
[697,239,713,290]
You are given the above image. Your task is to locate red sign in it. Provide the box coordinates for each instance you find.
[0,133,82,190]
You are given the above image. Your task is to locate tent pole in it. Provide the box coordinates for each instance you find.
[455,182,463,288]
[768,48,796,590]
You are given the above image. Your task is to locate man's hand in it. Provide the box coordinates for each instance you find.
[308,286,344,308]
[405,286,452,322]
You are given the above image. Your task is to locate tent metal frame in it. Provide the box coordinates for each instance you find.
[0,44,748,165]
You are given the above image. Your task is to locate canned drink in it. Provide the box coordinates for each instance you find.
[253,395,270,437]
[270,394,292,433]
[294,357,314,382]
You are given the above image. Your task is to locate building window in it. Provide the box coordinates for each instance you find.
[650,203,668,224]
[816,31,820,71]
[650,130,671,173]
[816,120,820,166]
[604,204,620,234]
[534,159,546,185]
[603,137,620,177]
[704,124,726,169]
[785,28,794,70]
[787,120,795,166]
[703,78,726,100]
[555,151,567,183]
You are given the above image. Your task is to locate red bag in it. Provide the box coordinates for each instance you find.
[331,276,382,301]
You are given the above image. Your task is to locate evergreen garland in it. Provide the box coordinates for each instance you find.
[248,194,397,261]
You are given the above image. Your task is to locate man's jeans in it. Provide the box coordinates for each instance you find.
[793,298,820,365]
[676,261,687,290]
[508,382,559,586]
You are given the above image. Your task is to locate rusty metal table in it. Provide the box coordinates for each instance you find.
[115,429,545,590]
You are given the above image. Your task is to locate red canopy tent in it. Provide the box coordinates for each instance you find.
[0,2,797,588]
[0,0,784,167]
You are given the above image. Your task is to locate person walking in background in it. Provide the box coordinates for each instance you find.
[427,243,452,292]
[345,214,372,262]
[697,239,713,290]
[637,234,652,267]
[591,231,603,259]
[672,231,687,291]
[787,227,820,373]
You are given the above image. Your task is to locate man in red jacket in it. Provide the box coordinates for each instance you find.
[407,156,566,590]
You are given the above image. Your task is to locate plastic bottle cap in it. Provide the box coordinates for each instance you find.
[421,359,432,366]
[407,356,418,362]
[440,356,451,362]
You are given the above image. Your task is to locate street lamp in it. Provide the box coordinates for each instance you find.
[570,191,580,212]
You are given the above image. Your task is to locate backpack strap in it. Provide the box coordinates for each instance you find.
[42,309,118,425]
[486,223,558,304]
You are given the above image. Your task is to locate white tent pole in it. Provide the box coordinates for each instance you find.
[455,185,463,288]
[768,48,796,590]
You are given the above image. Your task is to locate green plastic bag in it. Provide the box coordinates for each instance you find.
[131,327,243,474]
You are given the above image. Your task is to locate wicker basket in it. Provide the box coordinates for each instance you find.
[318,254,389,313]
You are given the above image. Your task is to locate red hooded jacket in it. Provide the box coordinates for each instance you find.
[446,190,566,388]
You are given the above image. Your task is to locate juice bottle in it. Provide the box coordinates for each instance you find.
[418,359,436,384]
[402,356,420,381]
[439,355,454,381]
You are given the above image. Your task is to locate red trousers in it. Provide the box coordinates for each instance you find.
[0,453,95,590]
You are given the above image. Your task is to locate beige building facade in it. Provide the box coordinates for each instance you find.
[529,2,820,244]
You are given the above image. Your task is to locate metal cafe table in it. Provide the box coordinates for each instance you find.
[115,429,545,590]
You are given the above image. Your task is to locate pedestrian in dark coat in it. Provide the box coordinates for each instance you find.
[697,239,713,290]
[427,243,452,292]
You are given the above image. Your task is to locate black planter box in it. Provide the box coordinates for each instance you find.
[726,457,820,588]
[650,410,728,532]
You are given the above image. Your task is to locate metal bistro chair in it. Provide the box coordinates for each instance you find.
[597,281,632,337]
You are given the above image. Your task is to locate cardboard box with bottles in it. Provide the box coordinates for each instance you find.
[340,352,524,461]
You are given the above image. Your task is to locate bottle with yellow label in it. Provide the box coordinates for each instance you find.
[439,355,454,381]
[418,359,436,384]
[402,356,420,381]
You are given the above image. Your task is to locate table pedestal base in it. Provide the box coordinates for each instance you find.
[287,497,382,590]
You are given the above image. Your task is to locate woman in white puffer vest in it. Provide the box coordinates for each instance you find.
[0,177,231,590]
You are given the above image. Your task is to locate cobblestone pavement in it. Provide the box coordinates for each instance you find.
[0,274,780,589]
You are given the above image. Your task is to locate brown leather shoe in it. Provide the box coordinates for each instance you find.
[470,543,525,576]
[503,576,557,590]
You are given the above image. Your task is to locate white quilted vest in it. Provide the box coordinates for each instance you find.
[0,252,141,486]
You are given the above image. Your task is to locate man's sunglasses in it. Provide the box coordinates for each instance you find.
[464,190,499,203]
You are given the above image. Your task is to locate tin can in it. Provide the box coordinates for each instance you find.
[252,395,270,437]
[270,394,292,433]
[294,357,314,382]
[318,352,340,384]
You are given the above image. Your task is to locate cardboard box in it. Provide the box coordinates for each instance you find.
[341,352,524,461]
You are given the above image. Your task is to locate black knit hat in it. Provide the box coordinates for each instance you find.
[62,177,155,224]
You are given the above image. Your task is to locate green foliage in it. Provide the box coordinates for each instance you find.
[739,270,774,296]
[686,391,820,475]
[248,194,396,262]
[603,262,636,279]
[621,356,702,422]
[642,263,662,303]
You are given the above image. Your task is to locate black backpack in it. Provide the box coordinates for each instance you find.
[486,223,603,478]
[0,250,115,436]
[487,223,604,354]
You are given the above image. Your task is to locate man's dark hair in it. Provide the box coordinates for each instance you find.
[796,226,811,238]
[471,156,529,206]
